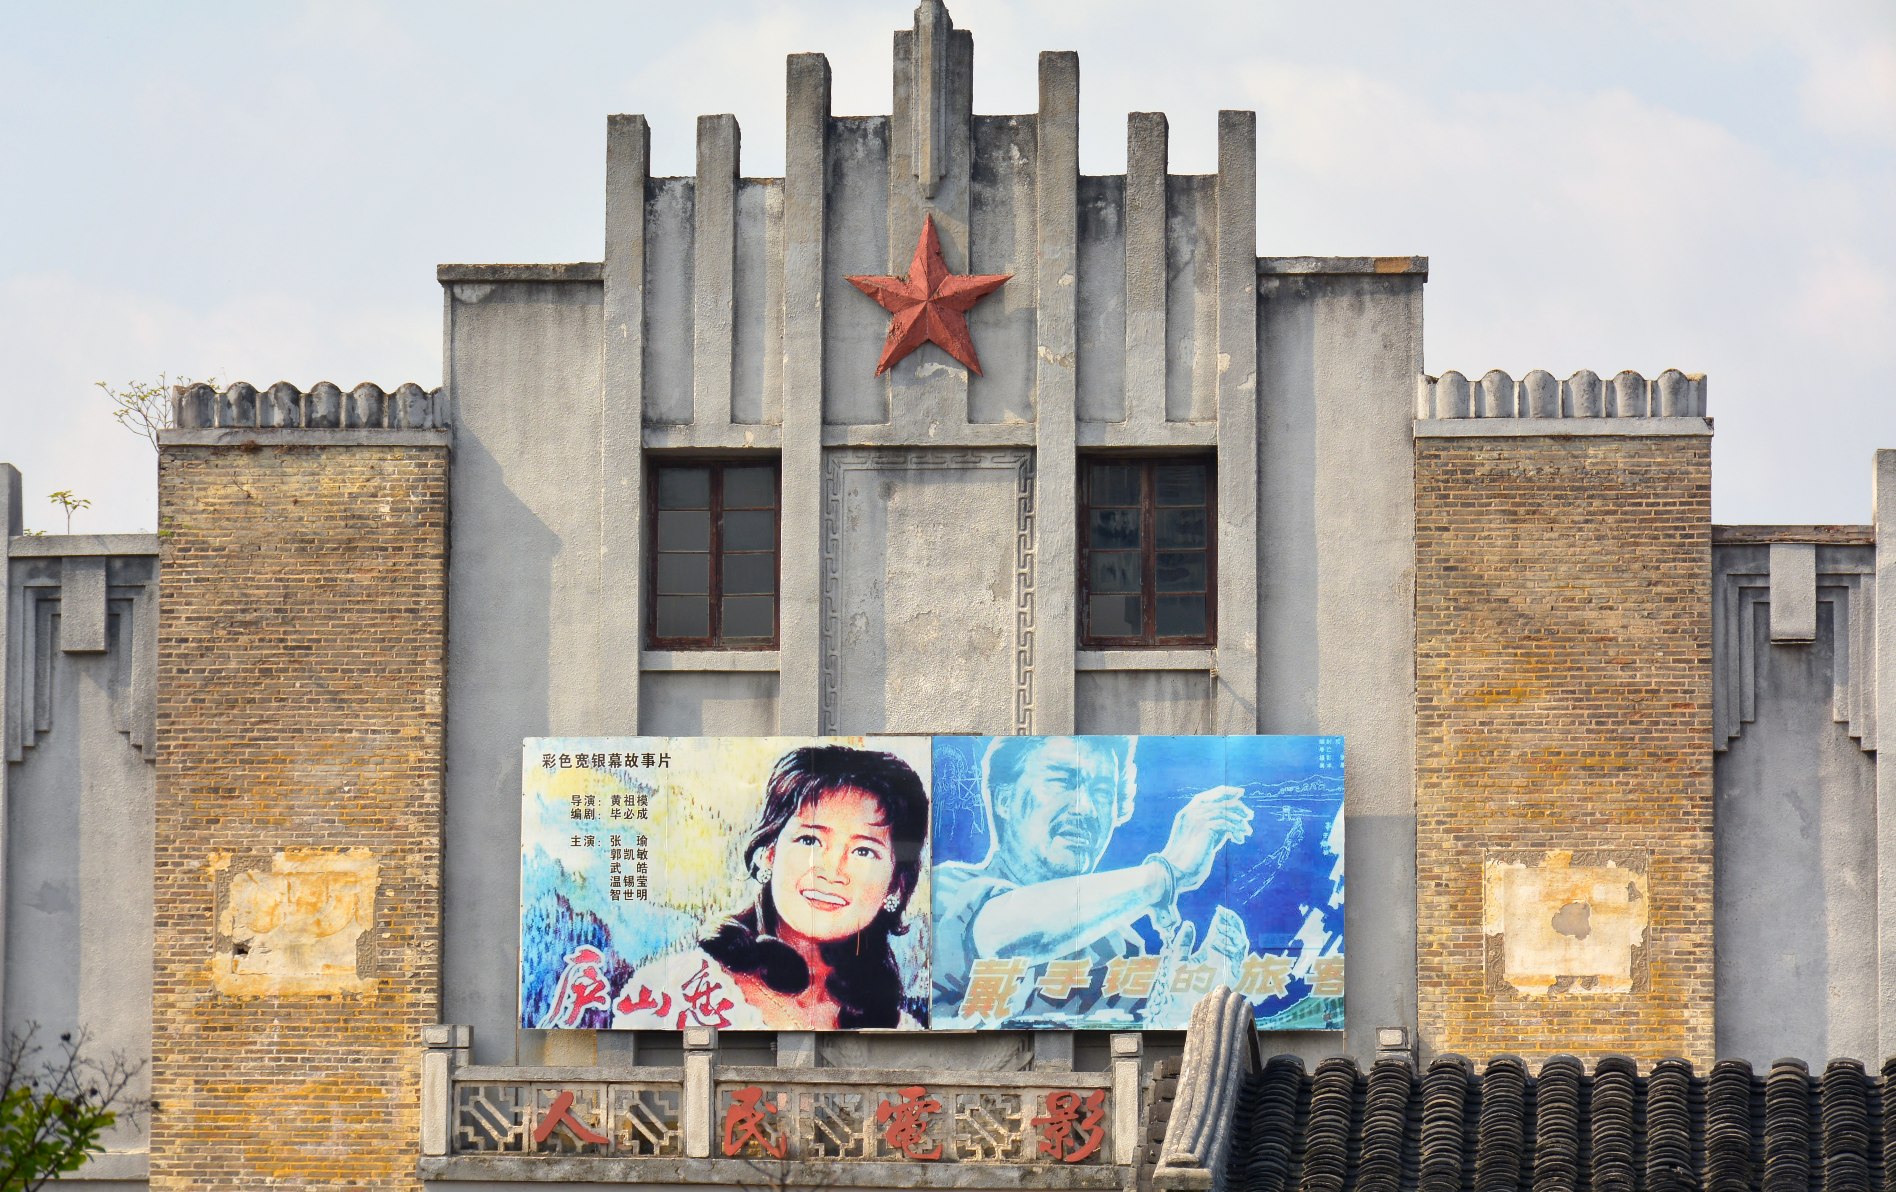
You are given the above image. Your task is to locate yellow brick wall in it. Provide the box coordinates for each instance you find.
[1415,434,1713,1065]
[153,444,446,1190]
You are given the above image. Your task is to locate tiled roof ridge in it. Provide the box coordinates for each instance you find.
[1150,993,1892,1192]
[1205,1050,1887,1192]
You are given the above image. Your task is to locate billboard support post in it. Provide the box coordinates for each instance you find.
[1112,1033,1144,1164]
[684,1027,718,1158]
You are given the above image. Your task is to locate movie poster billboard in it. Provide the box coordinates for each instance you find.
[521,735,1343,1033]
[522,737,935,1031]
[929,736,1344,1030]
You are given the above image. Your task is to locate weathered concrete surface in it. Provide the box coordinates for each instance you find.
[445,278,612,1065]
[1076,671,1214,734]
[4,533,156,1163]
[1716,558,1878,1062]
[823,450,1031,735]
[1256,272,1421,1061]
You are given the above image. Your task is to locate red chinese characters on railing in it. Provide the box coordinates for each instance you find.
[721,1086,787,1159]
[875,1085,944,1160]
[1032,1089,1107,1164]
[532,1089,609,1148]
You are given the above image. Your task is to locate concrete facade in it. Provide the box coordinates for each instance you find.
[2,2,1893,1187]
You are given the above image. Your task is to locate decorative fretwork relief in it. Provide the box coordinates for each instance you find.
[452,1081,684,1157]
[445,1074,1112,1167]
[714,1080,1111,1166]
[1713,546,1873,753]
[6,561,156,763]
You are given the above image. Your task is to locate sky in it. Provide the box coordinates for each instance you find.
[2,0,1891,532]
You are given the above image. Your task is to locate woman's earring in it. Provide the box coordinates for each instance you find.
[882,893,900,913]
[757,866,773,884]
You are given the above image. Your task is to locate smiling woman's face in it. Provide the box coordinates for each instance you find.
[764,787,898,943]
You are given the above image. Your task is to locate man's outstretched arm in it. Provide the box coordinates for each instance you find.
[969,786,1253,963]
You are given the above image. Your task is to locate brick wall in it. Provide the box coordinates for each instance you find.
[153,444,446,1189]
[1415,434,1713,1064]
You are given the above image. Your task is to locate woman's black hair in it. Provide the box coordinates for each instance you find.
[701,745,930,1028]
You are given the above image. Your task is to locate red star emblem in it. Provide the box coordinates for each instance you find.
[846,215,1011,376]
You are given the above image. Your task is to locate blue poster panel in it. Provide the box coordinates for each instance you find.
[521,737,934,1031]
[929,735,1344,1030]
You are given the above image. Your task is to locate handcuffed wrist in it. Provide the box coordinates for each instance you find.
[1144,852,1182,908]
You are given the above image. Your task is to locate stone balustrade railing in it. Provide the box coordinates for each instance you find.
[420,1025,1151,1185]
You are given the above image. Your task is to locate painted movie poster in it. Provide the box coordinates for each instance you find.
[521,737,934,1031]
[521,735,1343,1033]
[929,735,1344,1030]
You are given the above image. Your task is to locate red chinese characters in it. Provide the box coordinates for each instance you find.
[721,1086,787,1159]
[875,1085,943,1160]
[544,945,611,1028]
[614,984,672,1020]
[532,1089,609,1148]
[677,960,736,1030]
[1032,1089,1107,1164]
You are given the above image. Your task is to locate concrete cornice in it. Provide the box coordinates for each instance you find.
[8,533,159,557]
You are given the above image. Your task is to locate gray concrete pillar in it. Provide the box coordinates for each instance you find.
[1124,112,1168,431]
[420,1024,470,1156]
[779,52,830,733]
[694,113,740,430]
[1213,110,1259,733]
[1874,449,1896,1055]
[603,114,650,733]
[1111,1032,1143,1165]
[887,3,973,437]
[1033,50,1080,734]
[0,462,16,1028]
[683,1027,719,1158]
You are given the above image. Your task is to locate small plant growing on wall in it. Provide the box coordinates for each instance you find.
[46,491,89,535]
[96,374,210,453]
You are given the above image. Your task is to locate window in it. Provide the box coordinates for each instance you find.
[1079,457,1214,647]
[649,460,780,648]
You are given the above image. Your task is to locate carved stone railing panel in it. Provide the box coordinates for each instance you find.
[451,1080,685,1157]
[713,1077,1113,1167]
[423,1026,1140,1177]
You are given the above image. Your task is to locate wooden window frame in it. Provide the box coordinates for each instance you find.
[1077,455,1217,648]
[646,458,781,650]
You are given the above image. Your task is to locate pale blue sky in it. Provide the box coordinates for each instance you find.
[3,0,1891,531]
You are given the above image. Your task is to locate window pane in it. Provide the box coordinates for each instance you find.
[1157,594,1207,639]
[657,509,710,551]
[656,552,709,595]
[723,465,777,509]
[1155,464,1207,507]
[1088,551,1141,594]
[656,468,711,508]
[1088,509,1141,550]
[723,552,776,596]
[1156,507,1207,549]
[723,509,775,552]
[656,595,710,639]
[1087,462,1141,506]
[721,596,775,641]
[1087,594,1142,638]
[1156,551,1206,593]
